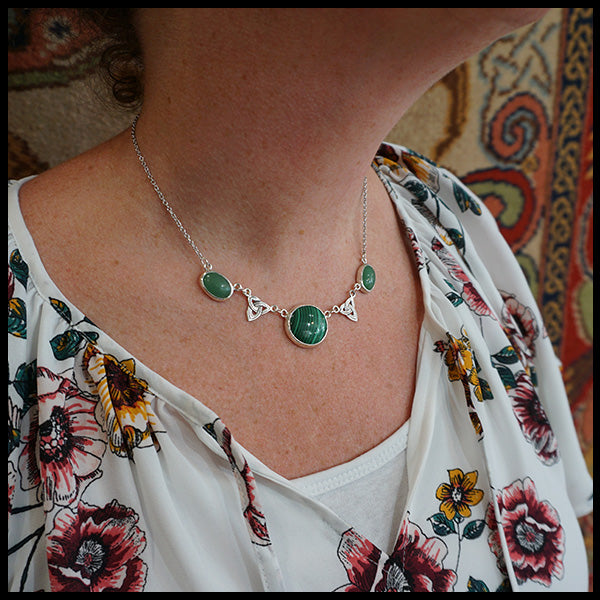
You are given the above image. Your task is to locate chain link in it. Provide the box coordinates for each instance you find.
[361,175,369,265]
[131,115,369,317]
[131,116,214,272]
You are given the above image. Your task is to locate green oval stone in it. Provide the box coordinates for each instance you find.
[361,264,376,292]
[201,271,233,301]
[287,305,328,347]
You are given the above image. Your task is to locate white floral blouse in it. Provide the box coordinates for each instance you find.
[8,143,592,592]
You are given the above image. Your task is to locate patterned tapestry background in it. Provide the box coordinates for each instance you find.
[7,8,593,589]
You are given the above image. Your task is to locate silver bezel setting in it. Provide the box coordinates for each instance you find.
[285,304,328,348]
[199,271,234,301]
[356,263,375,293]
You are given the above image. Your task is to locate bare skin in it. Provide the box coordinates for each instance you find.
[18,8,549,478]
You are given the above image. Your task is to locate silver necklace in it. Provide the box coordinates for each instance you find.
[130,115,375,348]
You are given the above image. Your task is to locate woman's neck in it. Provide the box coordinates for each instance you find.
[132,10,407,249]
[126,8,546,287]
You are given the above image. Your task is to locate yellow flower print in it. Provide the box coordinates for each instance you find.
[83,345,160,457]
[436,468,484,521]
[471,372,485,404]
[402,151,439,190]
[436,330,486,404]
[435,330,490,439]
[442,332,474,382]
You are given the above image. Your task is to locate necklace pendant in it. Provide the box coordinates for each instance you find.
[200,271,234,301]
[339,295,358,321]
[357,263,376,293]
[285,305,328,348]
[132,122,374,349]
[247,295,272,321]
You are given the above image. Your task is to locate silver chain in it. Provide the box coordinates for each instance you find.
[130,115,369,318]
[131,116,213,273]
[361,174,368,265]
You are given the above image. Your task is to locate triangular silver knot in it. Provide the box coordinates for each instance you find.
[247,295,272,321]
[339,295,358,321]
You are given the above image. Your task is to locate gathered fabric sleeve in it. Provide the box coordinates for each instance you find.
[434,162,593,518]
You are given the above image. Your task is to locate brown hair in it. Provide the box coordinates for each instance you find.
[77,8,143,110]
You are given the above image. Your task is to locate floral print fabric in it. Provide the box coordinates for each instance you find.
[8,144,592,592]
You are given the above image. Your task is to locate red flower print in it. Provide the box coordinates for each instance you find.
[500,292,539,364]
[404,226,426,270]
[8,461,17,518]
[391,519,457,592]
[461,281,494,318]
[18,367,106,509]
[486,478,564,587]
[508,372,559,466]
[8,263,14,301]
[204,419,271,546]
[335,529,384,592]
[431,238,495,319]
[47,500,147,592]
[335,522,457,592]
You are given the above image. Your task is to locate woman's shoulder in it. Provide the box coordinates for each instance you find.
[374,140,502,248]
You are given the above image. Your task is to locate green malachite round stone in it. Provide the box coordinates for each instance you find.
[201,271,233,301]
[287,305,328,347]
[360,264,376,292]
